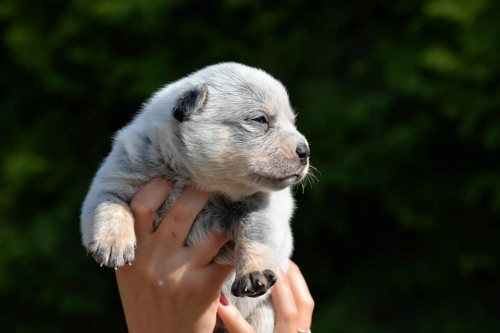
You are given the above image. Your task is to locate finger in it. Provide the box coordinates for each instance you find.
[188,231,231,265]
[154,186,210,247]
[202,262,235,289]
[287,261,314,332]
[272,270,299,333]
[130,177,173,239]
[185,232,234,287]
[217,294,255,333]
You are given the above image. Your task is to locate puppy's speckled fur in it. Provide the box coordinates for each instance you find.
[80,62,310,333]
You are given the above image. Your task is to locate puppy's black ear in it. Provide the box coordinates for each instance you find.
[173,84,208,122]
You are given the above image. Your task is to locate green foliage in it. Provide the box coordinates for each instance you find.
[1,0,498,331]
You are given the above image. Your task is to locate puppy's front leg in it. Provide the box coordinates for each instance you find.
[230,217,277,298]
[82,192,136,268]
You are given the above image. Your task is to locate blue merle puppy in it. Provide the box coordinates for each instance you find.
[80,62,310,333]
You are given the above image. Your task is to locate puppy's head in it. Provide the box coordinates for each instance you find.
[155,63,309,198]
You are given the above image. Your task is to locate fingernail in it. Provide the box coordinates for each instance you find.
[219,293,228,306]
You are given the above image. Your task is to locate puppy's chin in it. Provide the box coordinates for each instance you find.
[251,165,309,191]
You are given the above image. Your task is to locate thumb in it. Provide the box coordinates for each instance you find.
[217,294,255,333]
[204,262,235,289]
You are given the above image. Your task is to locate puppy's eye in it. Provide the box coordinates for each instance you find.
[252,116,268,124]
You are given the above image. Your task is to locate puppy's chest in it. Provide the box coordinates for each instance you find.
[195,195,261,236]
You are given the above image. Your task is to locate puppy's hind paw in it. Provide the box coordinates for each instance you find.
[231,269,277,298]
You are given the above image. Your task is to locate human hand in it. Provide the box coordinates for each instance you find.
[217,260,314,333]
[115,177,234,333]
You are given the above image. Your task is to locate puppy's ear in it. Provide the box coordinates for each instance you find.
[173,84,208,122]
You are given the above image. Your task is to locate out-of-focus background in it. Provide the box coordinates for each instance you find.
[1,0,499,332]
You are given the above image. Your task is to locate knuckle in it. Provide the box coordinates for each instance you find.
[144,266,178,291]
[282,306,299,325]
[143,265,162,283]
[143,267,159,285]
[288,261,301,276]
[300,297,315,312]
[130,201,153,220]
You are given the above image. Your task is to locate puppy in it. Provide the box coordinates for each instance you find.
[80,62,310,333]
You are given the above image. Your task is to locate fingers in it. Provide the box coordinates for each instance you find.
[203,263,235,289]
[286,261,314,332]
[271,270,299,333]
[190,231,231,264]
[154,186,210,248]
[217,294,255,333]
[130,177,173,239]
[188,231,234,287]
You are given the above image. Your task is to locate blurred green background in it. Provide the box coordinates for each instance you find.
[1,0,499,332]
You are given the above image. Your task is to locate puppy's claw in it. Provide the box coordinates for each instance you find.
[86,240,136,269]
[263,269,277,287]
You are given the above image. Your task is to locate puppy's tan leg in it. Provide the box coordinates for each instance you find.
[231,237,277,297]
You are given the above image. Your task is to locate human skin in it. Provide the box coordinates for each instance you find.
[115,177,314,333]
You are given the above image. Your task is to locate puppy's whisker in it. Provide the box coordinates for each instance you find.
[308,165,322,178]
[297,165,320,193]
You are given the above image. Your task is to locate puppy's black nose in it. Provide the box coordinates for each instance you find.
[296,143,310,164]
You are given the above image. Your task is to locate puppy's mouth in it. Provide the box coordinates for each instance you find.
[253,166,308,188]
[263,174,299,183]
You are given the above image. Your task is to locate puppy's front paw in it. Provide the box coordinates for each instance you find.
[87,237,136,269]
[231,269,277,297]
[85,202,136,269]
